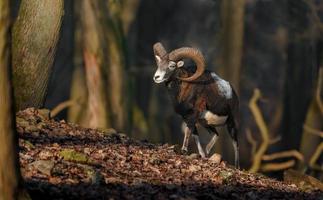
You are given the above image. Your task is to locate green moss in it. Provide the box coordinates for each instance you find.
[97,128,117,135]
[23,140,35,149]
[219,170,233,182]
[16,117,29,128]
[25,125,39,133]
[59,149,89,163]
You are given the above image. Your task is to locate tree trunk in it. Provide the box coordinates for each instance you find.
[80,0,110,129]
[216,0,245,164]
[12,0,64,110]
[299,98,322,167]
[280,0,320,150]
[44,0,75,119]
[70,0,129,131]
[217,0,245,93]
[106,0,129,131]
[0,1,27,199]
[120,0,141,35]
[68,1,88,125]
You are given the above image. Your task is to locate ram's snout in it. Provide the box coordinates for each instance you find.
[153,68,166,83]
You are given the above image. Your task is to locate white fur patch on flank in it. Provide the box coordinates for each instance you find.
[211,72,232,99]
[201,110,228,125]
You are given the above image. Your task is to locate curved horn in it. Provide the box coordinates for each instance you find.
[168,47,205,81]
[153,42,167,57]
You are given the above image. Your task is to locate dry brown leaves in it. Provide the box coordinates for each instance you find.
[17,108,322,200]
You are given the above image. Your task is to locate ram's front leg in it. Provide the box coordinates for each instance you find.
[185,122,205,158]
[181,123,191,153]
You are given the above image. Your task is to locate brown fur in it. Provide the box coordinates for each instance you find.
[178,82,193,102]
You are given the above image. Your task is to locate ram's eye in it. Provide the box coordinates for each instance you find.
[168,61,176,70]
[168,64,176,70]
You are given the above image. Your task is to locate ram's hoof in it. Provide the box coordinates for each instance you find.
[180,149,189,155]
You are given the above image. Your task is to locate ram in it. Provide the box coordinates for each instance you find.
[153,42,240,167]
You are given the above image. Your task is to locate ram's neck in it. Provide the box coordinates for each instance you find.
[165,67,195,104]
[165,67,213,104]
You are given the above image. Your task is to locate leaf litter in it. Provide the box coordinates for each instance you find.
[17,108,322,200]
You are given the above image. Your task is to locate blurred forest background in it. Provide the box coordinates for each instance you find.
[7,0,323,179]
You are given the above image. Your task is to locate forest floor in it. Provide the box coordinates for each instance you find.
[17,108,322,200]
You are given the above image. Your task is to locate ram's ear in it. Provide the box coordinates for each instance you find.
[177,61,184,67]
[155,55,161,63]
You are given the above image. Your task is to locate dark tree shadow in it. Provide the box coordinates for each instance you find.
[26,178,322,200]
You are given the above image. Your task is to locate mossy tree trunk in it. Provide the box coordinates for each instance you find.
[12,0,64,110]
[0,1,29,199]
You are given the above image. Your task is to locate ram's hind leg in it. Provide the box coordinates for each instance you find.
[227,117,239,168]
[188,124,205,158]
[192,132,206,158]
[205,126,219,156]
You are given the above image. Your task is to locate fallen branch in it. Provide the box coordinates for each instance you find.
[51,99,79,118]
[262,150,304,162]
[248,89,270,173]
[261,160,296,172]
[246,129,281,161]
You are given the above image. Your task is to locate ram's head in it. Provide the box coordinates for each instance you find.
[153,42,205,83]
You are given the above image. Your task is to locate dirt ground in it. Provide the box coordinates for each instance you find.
[16,108,322,200]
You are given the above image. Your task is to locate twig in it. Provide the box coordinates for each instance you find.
[262,150,304,162]
[248,89,270,173]
[51,100,78,118]
[303,124,323,138]
[246,129,281,160]
[261,160,296,172]
[309,143,323,171]
[268,135,281,145]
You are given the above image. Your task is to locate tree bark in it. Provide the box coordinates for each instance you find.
[280,0,320,150]
[68,1,88,125]
[44,0,75,119]
[120,0,141,35]
[299,98,322,167]
[0,1,25,199]
[216,0,245,163]
[71,0,129,131]
[106,0,128,131]
[80,0,110,129]
[217,0,245,93]
[12,0,64,110]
